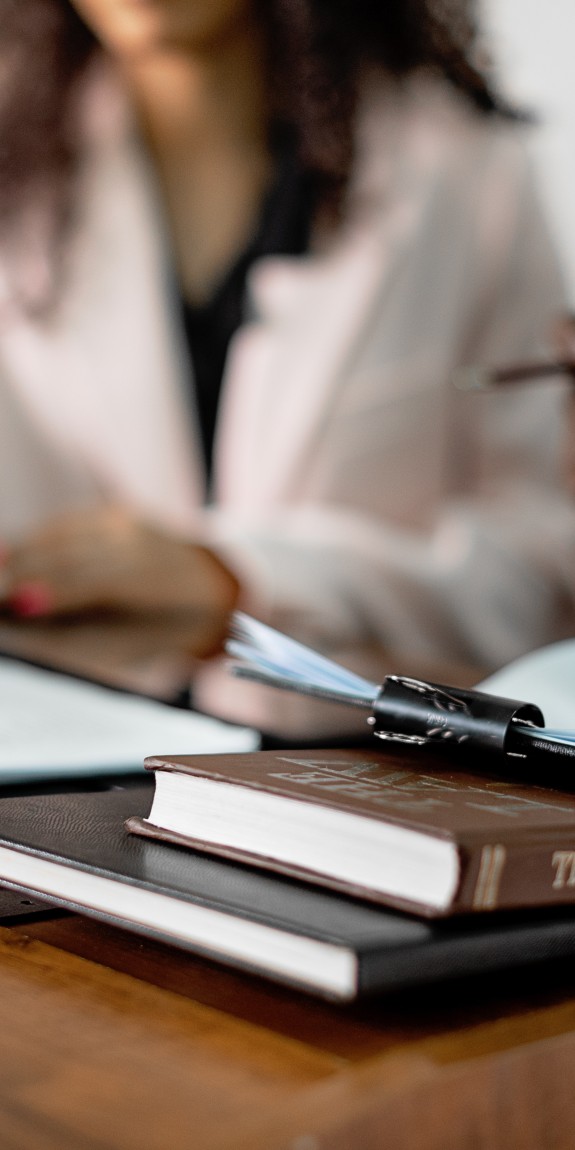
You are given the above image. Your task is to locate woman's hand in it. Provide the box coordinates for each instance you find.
[0,507,240,657]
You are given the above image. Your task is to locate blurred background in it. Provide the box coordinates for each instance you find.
[483,0,575,303]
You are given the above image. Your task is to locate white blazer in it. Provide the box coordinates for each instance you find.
[0,68,574,732]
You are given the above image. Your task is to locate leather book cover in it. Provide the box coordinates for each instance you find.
[132,748,575,916]
[3,783,575,997]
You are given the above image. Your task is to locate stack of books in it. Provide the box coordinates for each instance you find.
[2,616,575,1001]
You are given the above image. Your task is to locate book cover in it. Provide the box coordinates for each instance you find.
[3,783,575,1000]
[130,748,575,917]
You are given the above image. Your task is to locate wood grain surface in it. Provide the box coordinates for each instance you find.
[0,913,573,1150]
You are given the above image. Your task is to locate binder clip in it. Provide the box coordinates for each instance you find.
[369,677,544,764]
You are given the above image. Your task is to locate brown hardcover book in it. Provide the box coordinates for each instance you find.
[126,748,575,918]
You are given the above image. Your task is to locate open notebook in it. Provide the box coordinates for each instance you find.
[0,656,258,783]
[477,641,575,730]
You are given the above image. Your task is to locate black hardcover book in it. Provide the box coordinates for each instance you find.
[0,784,574,1000]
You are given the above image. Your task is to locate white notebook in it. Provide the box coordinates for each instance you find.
[478,640,575,730]
[0,657,258,783]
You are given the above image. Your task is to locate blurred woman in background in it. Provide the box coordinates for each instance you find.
[0,0,573,733]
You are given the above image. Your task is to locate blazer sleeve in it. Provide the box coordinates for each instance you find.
[199,129,575,678]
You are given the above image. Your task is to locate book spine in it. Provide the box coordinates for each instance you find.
[458,840,575,912]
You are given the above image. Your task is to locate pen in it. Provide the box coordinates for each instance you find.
[453,360,575,391]
[227,613,575,790]
[369,675,575,788]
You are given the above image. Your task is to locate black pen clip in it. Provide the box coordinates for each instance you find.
[369,675,544,762]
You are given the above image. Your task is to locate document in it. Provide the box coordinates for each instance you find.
[0,656,258,783]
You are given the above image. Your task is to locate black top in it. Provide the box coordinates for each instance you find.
[179,136,315,485]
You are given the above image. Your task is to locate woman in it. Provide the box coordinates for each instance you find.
[0,0,573,732]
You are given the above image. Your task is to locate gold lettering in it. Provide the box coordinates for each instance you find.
[277,757,384,776]
[552,851,575,889]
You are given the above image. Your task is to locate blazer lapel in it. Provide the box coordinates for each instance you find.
[0,134,205,533]
[213,82,434,510]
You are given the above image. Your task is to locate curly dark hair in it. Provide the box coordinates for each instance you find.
[0,0,507,301]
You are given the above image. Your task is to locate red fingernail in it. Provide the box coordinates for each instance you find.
[9,582,54,617]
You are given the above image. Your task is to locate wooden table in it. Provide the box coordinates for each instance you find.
[0,910,574,1149]
[0,616,574,1148]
